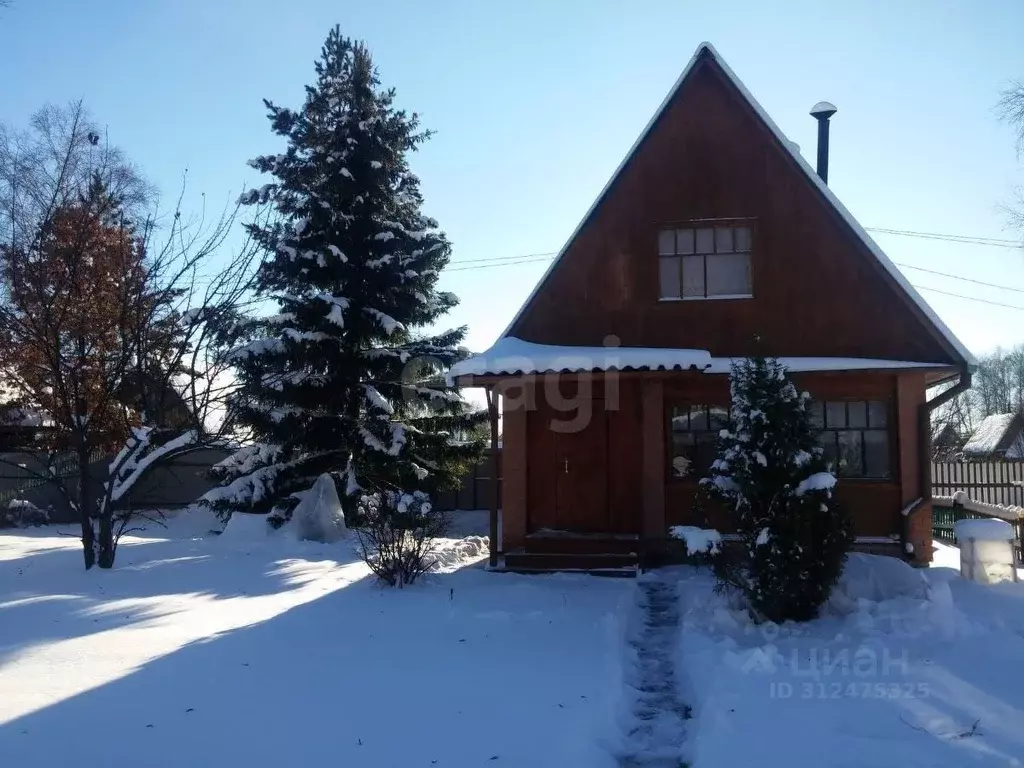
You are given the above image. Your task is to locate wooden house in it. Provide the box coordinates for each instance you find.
[962,413,1024,460]
[450,43,975,571]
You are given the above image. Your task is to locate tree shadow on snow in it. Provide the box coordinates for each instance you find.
[0,531,364,666]
[0,562,584,768]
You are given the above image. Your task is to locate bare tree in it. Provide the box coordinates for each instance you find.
[0,103,263,568]
[998,81,1024,155]
[997,82,1024,231]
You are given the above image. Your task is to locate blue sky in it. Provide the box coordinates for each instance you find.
[2,0,1022,358]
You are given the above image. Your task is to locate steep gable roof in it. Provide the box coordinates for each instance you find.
[499,42,975,368]
[963,413,1024,458]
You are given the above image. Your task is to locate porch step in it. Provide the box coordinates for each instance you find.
[503,550,639,574]
[524,530,641,555]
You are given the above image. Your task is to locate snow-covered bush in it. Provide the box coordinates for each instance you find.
[354,490,449,587]
[702,356,852,623]
[2,499,49,528]
[669,525,722,563]
[287,473,347,543]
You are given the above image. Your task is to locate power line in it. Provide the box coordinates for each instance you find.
[912,285,1024,311]
[446,254,554,272]
[445,227,1022,268]
[894,262,1024,294]
[866,227,1022,248]
[439,229,1024,312]
[448,251,556,266]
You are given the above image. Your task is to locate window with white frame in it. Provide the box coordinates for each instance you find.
[658,223,753,300]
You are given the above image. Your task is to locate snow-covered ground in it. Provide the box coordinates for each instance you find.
[0,511,631,767]
[675,542,1024,767]
[4,515,1024,767]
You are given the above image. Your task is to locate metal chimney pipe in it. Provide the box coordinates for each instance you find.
[810,101,837,184]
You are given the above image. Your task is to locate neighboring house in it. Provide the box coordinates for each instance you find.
[931,422,967,461]
[449,43,974,570]
[962,413,1024,460]
[0,406,53,451]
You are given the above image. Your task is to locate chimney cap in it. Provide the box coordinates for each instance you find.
[810,101,838,119]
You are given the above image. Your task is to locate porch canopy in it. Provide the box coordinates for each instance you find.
[446,337,713,385]
[447,336,956,386]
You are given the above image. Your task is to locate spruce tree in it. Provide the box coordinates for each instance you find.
[702,357,852,622]
[205,28,483,521]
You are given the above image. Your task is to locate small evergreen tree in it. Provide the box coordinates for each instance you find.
[702,356,852,622]
[204,28,483,521]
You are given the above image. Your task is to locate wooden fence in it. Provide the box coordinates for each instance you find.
[433,450,501,512]
[932,499,1024,562]
[931,461,1024,509]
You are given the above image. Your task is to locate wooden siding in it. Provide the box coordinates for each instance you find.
[503,370,919,543]
[508,55,957,364]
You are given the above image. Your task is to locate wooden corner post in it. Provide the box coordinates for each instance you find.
[485,385,500,568]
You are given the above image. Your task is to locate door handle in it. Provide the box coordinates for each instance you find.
[564,458,569,474]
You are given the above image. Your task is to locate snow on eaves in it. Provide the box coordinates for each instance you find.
[963,413,1017,457]
[495,42,976,369]
[446,337,712,384]
[704,357,955,374]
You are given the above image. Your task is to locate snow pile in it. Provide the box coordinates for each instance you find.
[289,473,347,543]
[827,552,928,613]
[427,535,488,571]
[218,510,273,542]
[962,413,1016,457]
[669,525,722,555]
[446,336,712,383]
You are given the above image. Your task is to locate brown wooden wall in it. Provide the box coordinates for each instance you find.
[663,371,911,537]
[508,55,957,364]
[499,370,926,549]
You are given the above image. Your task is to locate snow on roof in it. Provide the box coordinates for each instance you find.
[0,406,52,428]
[963,413,1019,457]
[705,357,952,374]
[446,337,711,383]
[496,42,976,369]
[449,346,955,384]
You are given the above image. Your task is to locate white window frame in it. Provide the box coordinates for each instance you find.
[658,221,753,301]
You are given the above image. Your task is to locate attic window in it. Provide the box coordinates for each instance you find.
[658,224,752,300]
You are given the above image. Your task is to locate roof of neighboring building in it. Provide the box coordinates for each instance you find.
[496,41,976,370]
[963,413,1024,457]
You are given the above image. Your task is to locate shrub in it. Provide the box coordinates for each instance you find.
[2,499,50,528]
[355,491,450,587]
[702,356,852,623]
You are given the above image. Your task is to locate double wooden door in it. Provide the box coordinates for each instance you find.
[528,392,610,533]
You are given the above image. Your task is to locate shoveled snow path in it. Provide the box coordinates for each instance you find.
[617,576,691,767]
